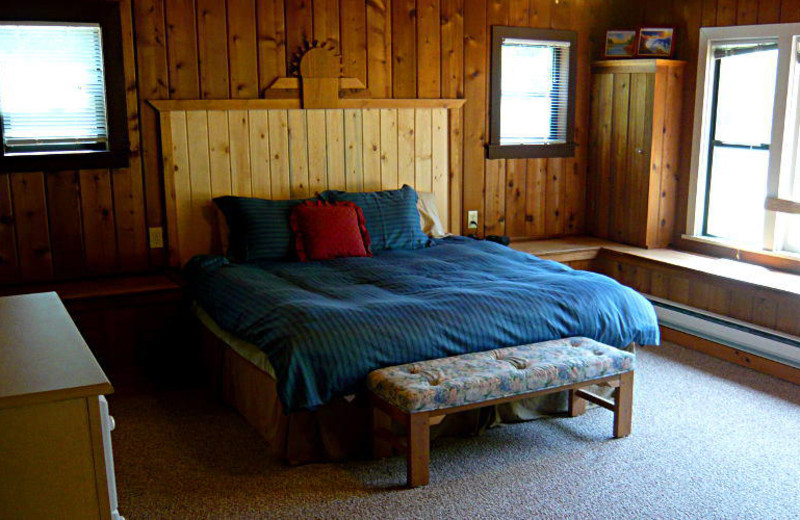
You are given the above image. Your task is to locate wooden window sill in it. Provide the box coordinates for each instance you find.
[676,235,800,276]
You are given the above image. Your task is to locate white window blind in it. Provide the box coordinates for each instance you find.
[499,38,570,146]
[0,23,109,155]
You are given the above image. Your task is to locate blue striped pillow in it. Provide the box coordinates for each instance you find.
[321,185,431,252]
[214,196,313,262]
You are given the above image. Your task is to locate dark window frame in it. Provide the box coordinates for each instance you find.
[0,0,129,173]
[487,26,577,160]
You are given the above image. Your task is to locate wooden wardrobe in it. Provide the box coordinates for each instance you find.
[588,59,686,248]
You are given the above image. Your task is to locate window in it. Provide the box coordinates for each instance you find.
[689,24,800,257]
[0,2,128,172]
[488,27,576,159]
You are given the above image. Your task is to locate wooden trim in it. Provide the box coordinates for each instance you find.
[158,111,181,267]
[660,326,800,387]
[486,142,575,159]
[591,59,686,74]
[268,77,367,90]
[149,98,465,112]
[766,197,800,215]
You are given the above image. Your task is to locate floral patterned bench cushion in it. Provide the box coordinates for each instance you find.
[367,337,635,413]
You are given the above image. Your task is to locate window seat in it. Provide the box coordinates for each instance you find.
[512,236,800,385]
[512,237,800,300]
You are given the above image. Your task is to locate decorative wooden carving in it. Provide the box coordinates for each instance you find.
[268,42,366,107]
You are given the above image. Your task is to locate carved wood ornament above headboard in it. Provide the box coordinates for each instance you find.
[150,45,465,267]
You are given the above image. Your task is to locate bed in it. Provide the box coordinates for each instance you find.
[186,237,658,412]
[184,237,657,462]
[154,98,659,464]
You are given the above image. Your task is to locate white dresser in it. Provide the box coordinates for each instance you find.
[0,292,123,520]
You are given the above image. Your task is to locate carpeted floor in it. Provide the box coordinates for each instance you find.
[109,341,800,519]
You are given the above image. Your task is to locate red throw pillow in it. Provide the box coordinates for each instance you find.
[290,200,372,261]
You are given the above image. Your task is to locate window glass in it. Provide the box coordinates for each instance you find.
[706,147,769,245]
[499,40,569,146]
[488,27,575,159]
[703,43,778,246]
[713,47,777,145]
[0,23,108,155]
[784,215,800,252]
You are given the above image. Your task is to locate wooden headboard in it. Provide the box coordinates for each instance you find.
[153,98,464,266]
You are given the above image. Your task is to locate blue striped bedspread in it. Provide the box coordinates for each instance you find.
[185,237,659,412]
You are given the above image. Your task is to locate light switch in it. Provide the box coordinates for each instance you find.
[149,227,164,249]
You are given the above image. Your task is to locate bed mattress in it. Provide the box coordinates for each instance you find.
[185,237,659,412]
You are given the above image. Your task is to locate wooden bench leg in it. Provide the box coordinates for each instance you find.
[371,402,393,459]
[613,371,634,438]
[568,389,587,417]
[406,412,430,487]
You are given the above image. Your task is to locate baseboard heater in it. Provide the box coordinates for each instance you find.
[646,294,800,370]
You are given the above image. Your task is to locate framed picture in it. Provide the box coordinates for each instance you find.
[604,29,638,58]
[637,27,676,58]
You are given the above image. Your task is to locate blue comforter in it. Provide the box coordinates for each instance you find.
[185,237,659,412]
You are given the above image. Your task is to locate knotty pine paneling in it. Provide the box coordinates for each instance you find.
[0,0,148,285]
[161,107,450,265]
[134,0,611,248]
[1,0,612,285]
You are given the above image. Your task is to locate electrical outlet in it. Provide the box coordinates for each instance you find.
[467,210,479,229]
[148,227,164,249]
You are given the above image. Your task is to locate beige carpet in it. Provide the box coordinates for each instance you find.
[109,341,800,519]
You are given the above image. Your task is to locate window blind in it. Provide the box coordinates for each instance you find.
[0,23,109,154]
[499,38,571,145]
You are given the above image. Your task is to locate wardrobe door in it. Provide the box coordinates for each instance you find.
[589,73,614,239]
[609,73,632,243]
[625,72,656,247]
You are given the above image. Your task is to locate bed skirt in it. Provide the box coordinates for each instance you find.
[199,320,635,465]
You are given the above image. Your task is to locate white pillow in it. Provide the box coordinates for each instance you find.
[416,192,448,238]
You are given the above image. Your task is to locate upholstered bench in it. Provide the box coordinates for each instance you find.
[367,337,635,487]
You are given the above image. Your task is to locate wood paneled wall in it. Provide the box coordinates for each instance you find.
[139,0,611,241]
[160,107,450,265]
[0,0,611,285]
[615,0,800,245]
[0,0,149,284]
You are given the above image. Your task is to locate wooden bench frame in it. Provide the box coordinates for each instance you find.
[371,370,634,487]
